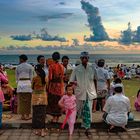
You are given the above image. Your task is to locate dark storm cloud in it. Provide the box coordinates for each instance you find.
[81,0,109,42]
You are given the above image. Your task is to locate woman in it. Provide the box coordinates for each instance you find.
[32,64,48,136]
[46,52,64,123]
[0,67,8,128]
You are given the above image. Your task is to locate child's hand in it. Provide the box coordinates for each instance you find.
[61,107,65,113]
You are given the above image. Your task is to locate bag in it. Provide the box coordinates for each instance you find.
[128,112,134,121]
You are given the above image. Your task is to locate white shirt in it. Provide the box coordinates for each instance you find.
[96,67,110,90]
[69,63,97,100]
[16,62,33,93]
[16,62,33,81]
[103,94,130,127]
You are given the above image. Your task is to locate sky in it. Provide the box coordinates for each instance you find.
[0,0,140,50]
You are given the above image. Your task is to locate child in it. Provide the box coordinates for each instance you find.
[32,64,48,137]
[58,84,76,139]
[134,89,140,111]
[0,69,8,128]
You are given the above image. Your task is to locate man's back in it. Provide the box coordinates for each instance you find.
[104,94,130,126]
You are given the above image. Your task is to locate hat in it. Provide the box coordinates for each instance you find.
[114,83,123,88]
[80,51,89,58]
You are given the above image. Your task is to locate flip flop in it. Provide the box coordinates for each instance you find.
[25,117,32,120]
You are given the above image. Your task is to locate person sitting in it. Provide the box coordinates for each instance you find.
[110,78,124,96]
[2,84,14,111]
[117,68,125,79]
[124,69,131,80]
[134,89,140,112]
[103,84,130,132]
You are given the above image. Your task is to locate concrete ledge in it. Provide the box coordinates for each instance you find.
[2,121,140,129]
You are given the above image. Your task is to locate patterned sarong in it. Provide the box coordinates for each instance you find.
[81,99,91,129]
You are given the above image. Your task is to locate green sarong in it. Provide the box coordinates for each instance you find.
[81,99,91,129]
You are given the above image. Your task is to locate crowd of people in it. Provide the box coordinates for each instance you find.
[0,52,140,139]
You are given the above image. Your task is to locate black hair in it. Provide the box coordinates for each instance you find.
[114,87,122,93]
[13,88,17,95]
[113,74,118,79]
[19,54,28,61]
[37,55,45,62]
[114,78,122,84]
[62,55,69,62]
[35,64,46,85]
[52,52,60,61]
[65,84,74,94]
[137,89,140,98]
[97,59,105,67]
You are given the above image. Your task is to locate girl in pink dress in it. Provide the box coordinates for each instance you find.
[58,84,76,139]
[134,89,140,111]
[0,68,8,128]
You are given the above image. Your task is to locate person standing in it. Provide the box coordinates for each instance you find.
[47,52,64,123]
[58,84,76,139]
[37,55,48,76]
[69,51,97,136]
[0,68,8,128]
[16,54,33,120]
[62,56,73,88]
[32,64,48,137]
[93,59,110,112]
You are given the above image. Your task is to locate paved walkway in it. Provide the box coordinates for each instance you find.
[2,110,140,124]
[1,110,140,139]
[0,128,140,140]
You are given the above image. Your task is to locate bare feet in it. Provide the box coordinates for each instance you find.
[68,134,73,140]
[85,129,91,137]
[108,125,115,132]
[21,115,26,120]
[33,130,41,136]
[41,129,47,137]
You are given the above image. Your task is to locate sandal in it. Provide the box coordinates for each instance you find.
[25,117,32,120]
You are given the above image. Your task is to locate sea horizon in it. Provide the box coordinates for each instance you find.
[0,53,140,67]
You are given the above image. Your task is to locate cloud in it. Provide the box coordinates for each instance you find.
[81,0,109,42]
[120,23,140,45]
[37,13,74,22]
[11,35,32,41]
[10,28,67,42]
[57,2,66,6]
[38,28,67,42]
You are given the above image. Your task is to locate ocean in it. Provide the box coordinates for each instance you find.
[0,54,140,67]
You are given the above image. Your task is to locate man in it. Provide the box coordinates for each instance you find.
[62,56,72,85]
[37,55,48,76]
[93,59,110,112]
[103,84,130,132]
[16,54,33,120]
[69,51,97,136]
